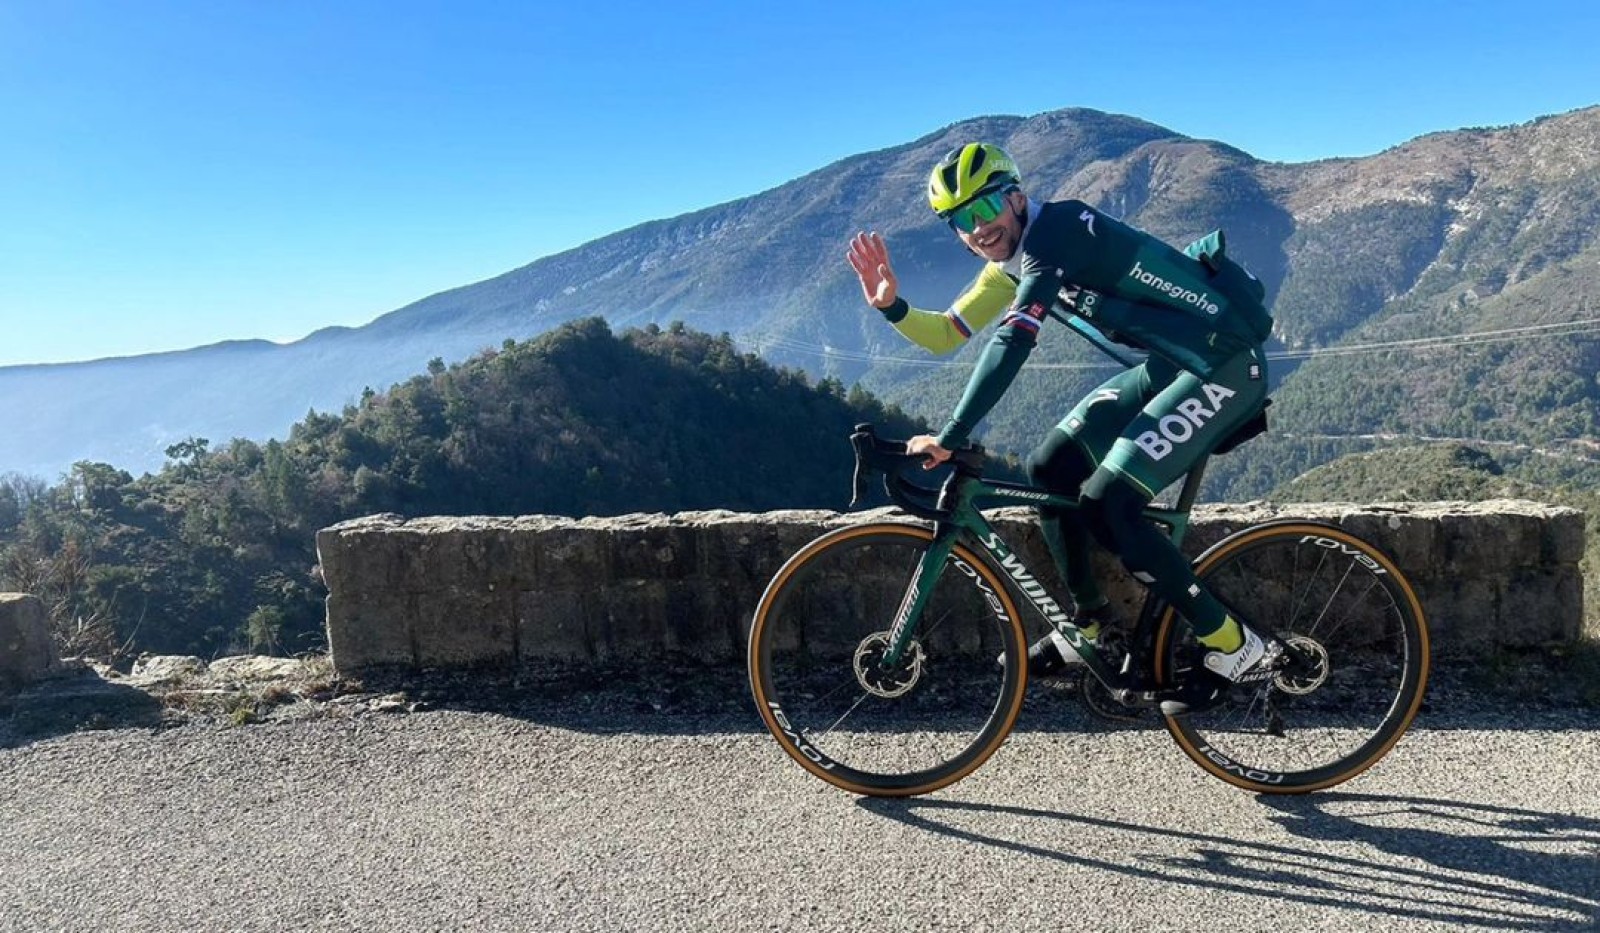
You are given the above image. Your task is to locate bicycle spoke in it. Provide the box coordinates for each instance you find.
[750,524,1026,796]
[1160,523,1428,792]
[819,690,874,739]
[1301,573,1381,643]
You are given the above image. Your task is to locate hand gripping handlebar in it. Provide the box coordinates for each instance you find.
[848,423,987,521]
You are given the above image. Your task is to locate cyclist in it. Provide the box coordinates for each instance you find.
[846,142,1276,712]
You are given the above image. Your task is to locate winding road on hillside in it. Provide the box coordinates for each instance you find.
[2,689,1596,932]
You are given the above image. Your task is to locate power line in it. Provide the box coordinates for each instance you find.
[740,315,1600,370]
[1278,430,1600,465]
[1265,317,1600,361]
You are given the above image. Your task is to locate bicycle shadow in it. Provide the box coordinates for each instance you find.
[1258,793,1599,922]
[858,793,1599,930]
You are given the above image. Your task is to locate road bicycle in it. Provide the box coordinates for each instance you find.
[747,423,1430,797]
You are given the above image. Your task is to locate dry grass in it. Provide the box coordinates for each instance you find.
[152,653,367,726]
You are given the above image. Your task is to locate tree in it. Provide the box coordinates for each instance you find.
[164,437,211,478]
[244,605,287,654]
[68,461,132,512]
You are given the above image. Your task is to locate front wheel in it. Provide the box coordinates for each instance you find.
[748,522,1028,796]
[1155,521,1430,793]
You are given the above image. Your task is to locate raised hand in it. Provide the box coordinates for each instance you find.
[847,232,899,310]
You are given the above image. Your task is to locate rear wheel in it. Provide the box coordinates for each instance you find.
[1155,521,1430,793]
[748,523,1027,796]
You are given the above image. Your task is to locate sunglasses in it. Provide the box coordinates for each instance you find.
[942,189,1009,234]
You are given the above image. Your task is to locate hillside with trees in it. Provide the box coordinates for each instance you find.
[0,319,923,661]
[1267,441,1600,640]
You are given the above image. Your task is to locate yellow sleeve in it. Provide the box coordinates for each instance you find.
[891,263,1016,355]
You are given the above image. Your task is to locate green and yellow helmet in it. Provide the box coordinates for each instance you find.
[927,143,1020,215]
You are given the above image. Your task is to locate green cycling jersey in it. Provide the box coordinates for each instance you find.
[880,199,1272,449]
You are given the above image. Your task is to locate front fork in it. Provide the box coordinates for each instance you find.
[877,524,959,669]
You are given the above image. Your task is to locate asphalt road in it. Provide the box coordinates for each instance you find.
[1,688,1596,932]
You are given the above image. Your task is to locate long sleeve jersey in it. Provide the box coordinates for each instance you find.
[882,199,1272,448]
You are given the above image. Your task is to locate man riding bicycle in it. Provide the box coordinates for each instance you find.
[846,142,1276,713]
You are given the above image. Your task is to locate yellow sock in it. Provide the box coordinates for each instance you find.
[1199,615,1244,653]
[1079,621,1102,642]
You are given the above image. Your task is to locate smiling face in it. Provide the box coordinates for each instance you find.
[954,189,1027,262]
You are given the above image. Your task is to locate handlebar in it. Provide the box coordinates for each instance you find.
[848,424,987,521]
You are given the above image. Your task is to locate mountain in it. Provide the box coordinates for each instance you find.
[6,105,1600,485]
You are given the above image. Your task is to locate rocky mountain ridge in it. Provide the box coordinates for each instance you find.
[5,104,1599,482]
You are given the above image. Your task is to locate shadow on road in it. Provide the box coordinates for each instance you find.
[0,672,164,750]
[860,793,1599,930]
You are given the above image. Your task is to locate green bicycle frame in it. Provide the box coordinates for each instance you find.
[877,465,1205,688]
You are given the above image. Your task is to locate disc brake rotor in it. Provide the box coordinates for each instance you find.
[853,632,924,698]
[1275,635,1331,696]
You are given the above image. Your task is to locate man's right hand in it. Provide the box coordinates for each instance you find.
[847,232,899,310]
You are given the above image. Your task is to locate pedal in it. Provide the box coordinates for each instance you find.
[1081,678,1151,723]
[1111,688,1165,709]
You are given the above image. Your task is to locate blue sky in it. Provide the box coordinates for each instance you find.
[3,0,1598,367]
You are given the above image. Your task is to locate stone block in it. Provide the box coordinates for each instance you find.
[589,580,671,663]
[523,524,614,587]
[0,594,58,694]
[516,588,592,663]
[409,588,517,667]
[611,522,699,582]
[325,593,415,669]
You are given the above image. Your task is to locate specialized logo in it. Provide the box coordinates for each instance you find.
[1132,383,1238,461]
[1126,260,1221,316]
[982,533,1070,626]
[886,574,924,650]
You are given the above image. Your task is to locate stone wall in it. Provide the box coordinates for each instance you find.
[0,594,60,694]
[316,500,1585,673]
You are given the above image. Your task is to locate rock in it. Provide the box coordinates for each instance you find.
[206,656,307,682]
[128,655,207,684]
[0,594,60,695]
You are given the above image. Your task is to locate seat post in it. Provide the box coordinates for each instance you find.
[1172,456,1209,516]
